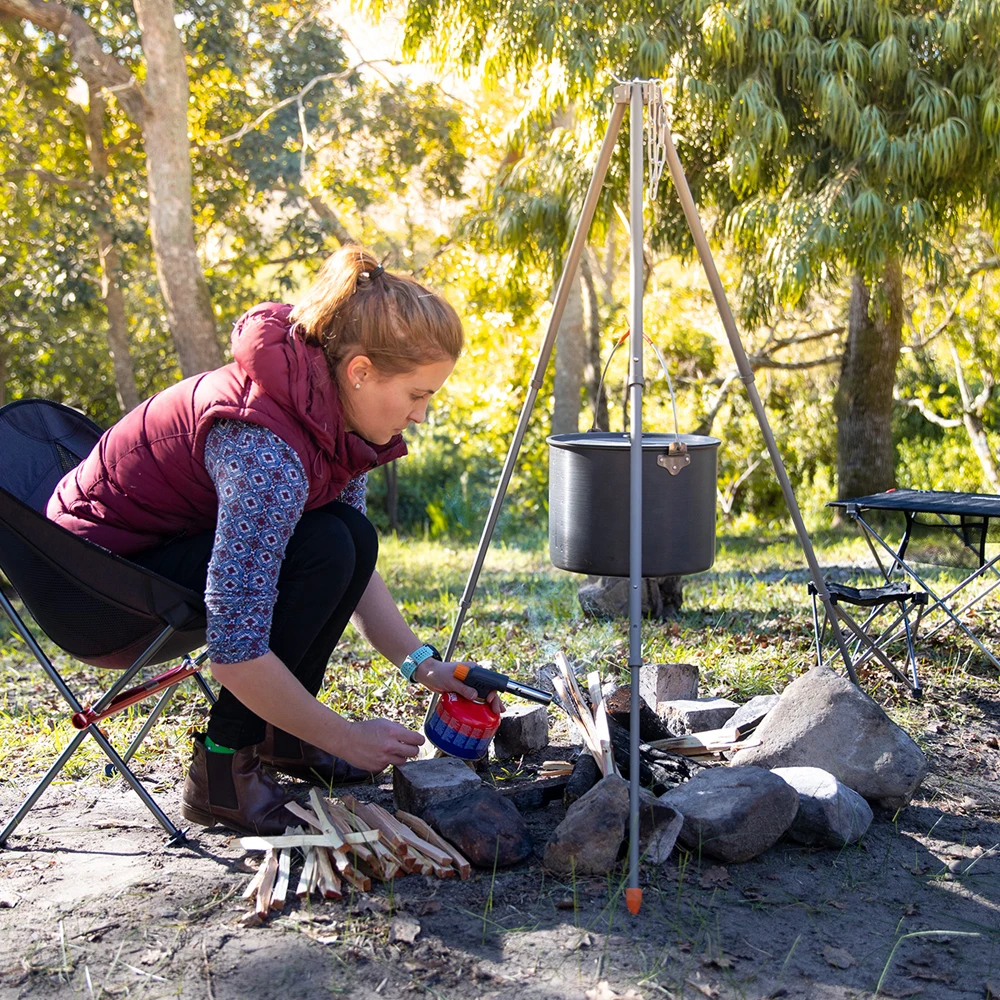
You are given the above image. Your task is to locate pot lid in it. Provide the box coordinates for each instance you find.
[547,431,721,450]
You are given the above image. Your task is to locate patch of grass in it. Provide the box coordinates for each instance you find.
[1,526,997,794]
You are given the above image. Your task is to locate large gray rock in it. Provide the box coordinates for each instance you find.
[772,767,873,847]
[729,694,781,735]
[660,765,799,863]
[730,666,928,809]
[392,757,482,817]
[424,786,533,868]
[640,663,700,705]
[493,704,550,758]
[578,576,684,619]
[544,775,628,875]
[657,698,739,734]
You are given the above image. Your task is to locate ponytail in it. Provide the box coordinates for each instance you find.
[290,245,463,376]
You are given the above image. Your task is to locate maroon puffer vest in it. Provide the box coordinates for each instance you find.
[47,303,407,555]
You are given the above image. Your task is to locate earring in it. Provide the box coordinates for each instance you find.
[354,383,361,389]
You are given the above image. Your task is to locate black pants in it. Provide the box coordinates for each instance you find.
[132,502,378,750]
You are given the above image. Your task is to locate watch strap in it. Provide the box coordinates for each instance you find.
[399,643,442,683]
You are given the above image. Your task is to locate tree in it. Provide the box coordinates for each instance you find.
[0,0,224,376]
[391,0,1000,498]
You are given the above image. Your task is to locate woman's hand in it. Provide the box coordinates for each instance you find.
[415,659,504,715]
[344,718,425,771]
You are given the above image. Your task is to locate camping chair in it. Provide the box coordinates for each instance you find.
[0,399,214,847]
[808,580,929,695]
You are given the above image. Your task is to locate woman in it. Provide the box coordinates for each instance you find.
[47,246,493,835]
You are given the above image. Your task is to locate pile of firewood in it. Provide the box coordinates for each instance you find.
[549,652,617,776]
[240,789,471,921]
[649,726,762,759]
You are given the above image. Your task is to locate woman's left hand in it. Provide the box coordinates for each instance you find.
[415,659,504,715]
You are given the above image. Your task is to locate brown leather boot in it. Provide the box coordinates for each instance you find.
[256,724,383,787]
[181,735,303,835]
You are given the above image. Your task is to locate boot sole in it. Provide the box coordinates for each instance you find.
[180,802,216,827]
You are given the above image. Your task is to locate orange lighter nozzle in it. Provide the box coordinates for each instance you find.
[452,663,471,682]
[625,887,642,915]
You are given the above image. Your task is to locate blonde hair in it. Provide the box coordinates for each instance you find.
[291,245,463,377]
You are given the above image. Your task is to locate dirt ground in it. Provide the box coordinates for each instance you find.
[1,706,998,1000]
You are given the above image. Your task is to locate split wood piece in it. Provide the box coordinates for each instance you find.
[241,859,269,900]
[271,846,292,912]
[586,670,617,777]
[555,654,605,760]
[296,849,317,899]
[307,791,376,886]
[551,675,602,762]
[394,811,472,880]
[284,801,326,832]
[321,800,383,874]
[365,801,456,870]
[254,850,279,919]
[647,727,762,756]
[307,789,349,850]
[239,831,379,852]
[339,795,407,852]
[314,848,343,899]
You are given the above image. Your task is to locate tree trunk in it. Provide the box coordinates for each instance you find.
[551,272,585,435]
[133,0,222,377]
[83,91,141,413]
[581,254,608,431]
[834,263,903,499]
[962,411,1000,492]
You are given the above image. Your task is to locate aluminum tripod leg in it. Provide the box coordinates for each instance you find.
[658,123,857,683]
[442,98,627,662]
[625,81,644,916]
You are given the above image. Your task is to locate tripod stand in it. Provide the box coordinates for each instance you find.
[435,79,856,915]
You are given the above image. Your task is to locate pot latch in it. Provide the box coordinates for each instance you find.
[657,440,690,476]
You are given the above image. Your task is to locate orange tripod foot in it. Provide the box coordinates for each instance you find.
[625,887,642,915]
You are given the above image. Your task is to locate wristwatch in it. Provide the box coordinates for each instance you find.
[399,643,442,683]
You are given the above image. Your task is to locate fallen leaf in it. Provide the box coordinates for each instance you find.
[565,931,593,951]
[699,866,731,889]
[823,945,855,970]
[685,979,718,998]
[352,897,389,916]
[139,948,168,966]
[389,915,421,945]
[585,982,642,1000]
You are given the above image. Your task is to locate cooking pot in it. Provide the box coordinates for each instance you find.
[548,432,721,577]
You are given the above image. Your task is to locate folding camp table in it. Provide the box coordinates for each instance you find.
[828,489,1000,673]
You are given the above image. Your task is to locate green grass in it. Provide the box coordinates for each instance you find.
[2,522,997,783]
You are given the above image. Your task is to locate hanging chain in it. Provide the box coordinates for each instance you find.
[644,81,670,201]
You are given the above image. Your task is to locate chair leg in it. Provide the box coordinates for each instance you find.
[87,727,186,846]
[0,727,90,846]
[113,684,178,772]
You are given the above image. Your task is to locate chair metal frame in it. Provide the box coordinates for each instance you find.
[809,580,929,694]
[0,399,214,848]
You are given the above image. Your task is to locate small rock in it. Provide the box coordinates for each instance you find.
[545,775,629,875]
[578,575,684,619]
[771,767,873,847]
[823,945,855,969]
[729,694,781,735]
[564,752,601,806]
[493,704,550,758]
[641,663,700,705]
[635,787,683,864]
[423,786,532,868]
[657,698,739,734]
[730,665,928,809]
[605,685,676,742]
[660,765,799,863]
[0,888,20,908]
[392,757,483,817]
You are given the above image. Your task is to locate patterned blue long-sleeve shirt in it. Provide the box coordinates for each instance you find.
[203,419,367,664]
